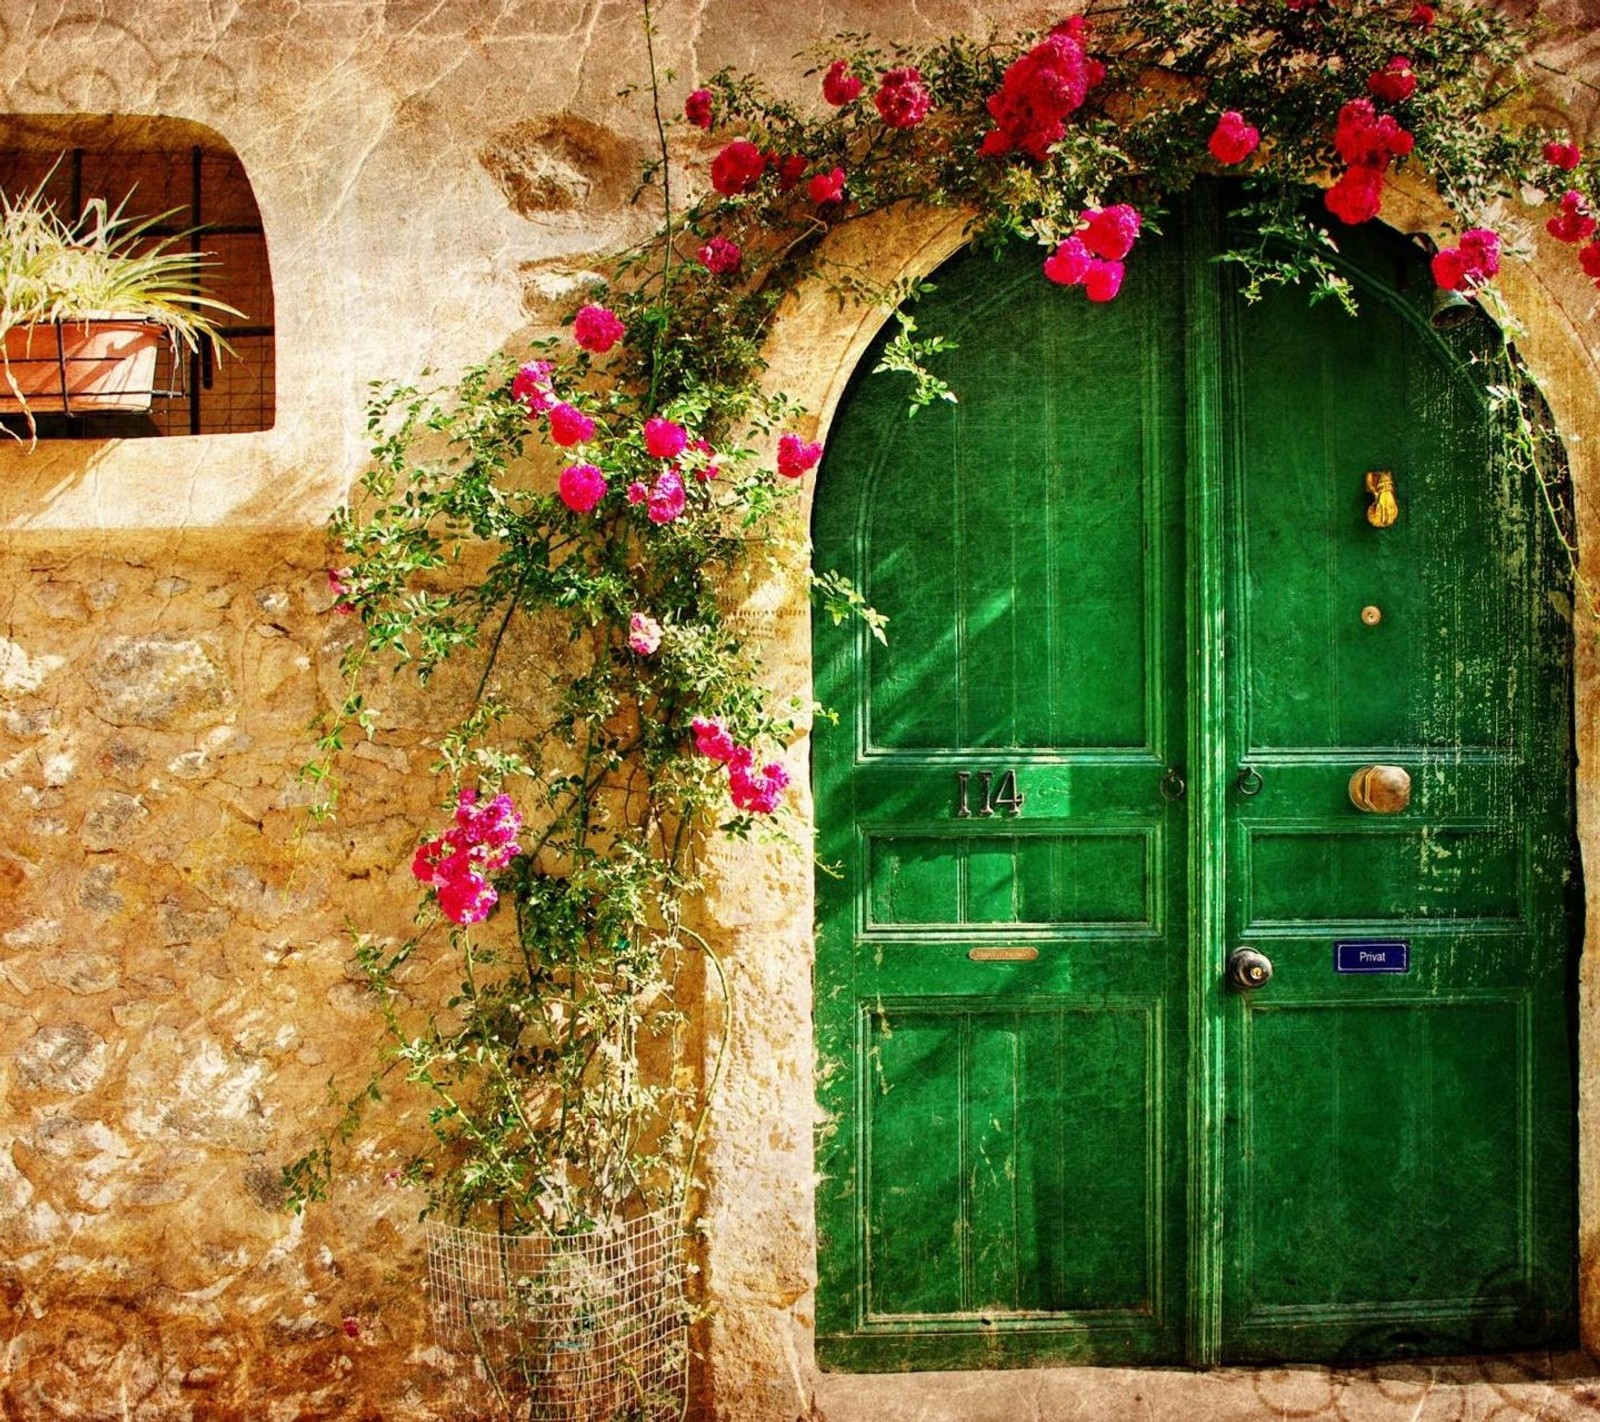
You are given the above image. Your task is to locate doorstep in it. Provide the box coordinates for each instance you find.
[809,1353,1600,1421]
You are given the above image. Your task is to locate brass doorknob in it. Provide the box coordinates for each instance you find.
[1227,947,1274,991]
[1349,764,1412,814]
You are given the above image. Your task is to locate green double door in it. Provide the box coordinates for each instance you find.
[812,195,1576,1369]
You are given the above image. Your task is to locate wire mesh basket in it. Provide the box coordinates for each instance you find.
[425,1208,688,1421]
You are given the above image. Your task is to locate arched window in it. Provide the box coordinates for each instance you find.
[0,114,274,437]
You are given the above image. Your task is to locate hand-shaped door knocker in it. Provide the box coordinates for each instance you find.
[1365,470,1399,528]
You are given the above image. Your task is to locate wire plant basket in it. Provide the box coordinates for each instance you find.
[425,1207,688,1422]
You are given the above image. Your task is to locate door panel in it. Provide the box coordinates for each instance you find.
[814,223,1189,1370]
[1220,235,1575,1360]
[813,196,1576,1371]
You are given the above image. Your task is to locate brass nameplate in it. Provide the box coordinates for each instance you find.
[967,947,1039,962]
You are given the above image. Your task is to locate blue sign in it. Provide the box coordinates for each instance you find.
[1335,939,1410,974]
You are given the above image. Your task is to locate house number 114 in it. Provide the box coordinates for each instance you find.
[955,769,1025,818]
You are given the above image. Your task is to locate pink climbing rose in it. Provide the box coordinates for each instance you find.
[874,67,932,129]
[573,303,625,353]
[1545,141,1583,171]
[1083,259,1125,302]
[1548,191,1597,244]
[697,236,743,275]
[511,360,556,414]
[809,166,846,204]
[1367,56,1417,103]
[547,402,596,447]
[643,416,688,460]
[1208,111,1260,165]
[647,470,687,524]
[776,433,823,478]
[728,749,789,814]
[822,59,863,106]
[1043,236,1092,286]
[1080,205,1141,261]
[685,88,714,129]
[628,613,663,655]
[711,139,767,195]
[557,462,607,513]
[692,716,737,763]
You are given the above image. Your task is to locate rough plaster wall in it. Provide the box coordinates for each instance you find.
[0,3,1599,1421]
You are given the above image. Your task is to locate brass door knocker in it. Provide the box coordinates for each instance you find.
[1365,470,1398,528]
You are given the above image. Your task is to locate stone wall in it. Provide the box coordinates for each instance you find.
[2,3,1600,1420]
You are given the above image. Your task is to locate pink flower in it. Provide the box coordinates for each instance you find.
[1083,259,1125,302]
[1209,111,1260,165]
[558,462,608,513]
[777,433,823,478]
[626,481,647,505]
[822,59,863,106]
[647,470,687,524]
[1581,241,1600,281]
[1548,190,1597,244]
[450,788,522,865]
[1546,141,1583,171]
[628,612,663,655]
[438,870,497,925]
[511,360,556,414]
[697,236,743,275]
[573,303,625,353]
[1043,236,1092,286]
[685,88,714,129]
[547,402,595,447]
[874,67,932,129]
[809,166,846,204]
[643,416,688,460]
[1411,3,1436,24]
[729,755,789,814]
[327,567,356,614]
[710,139,767,195]
[1324,164,1385,225]
[1080,205,1141,261]
[1367,56,1417,103]
[692,716,737,762]
[978,31,1098,162]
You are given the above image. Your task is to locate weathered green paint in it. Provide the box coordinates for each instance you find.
[812,193,1577,1371]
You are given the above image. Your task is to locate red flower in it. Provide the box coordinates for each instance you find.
[685,88,714,130]
[809,166,846,204]
[572,303,625,354]
[1579,242,1600,284]
[874,67,932,129]
[1043,236,1091,286]
[1208,111,1261,166]
[696,236,742,275]
[1548,190,1597,244]
[1545,141,1583,171]
[1083,259,1125,302]
[770,153,808,192]
[1324,164,1386,224]
[547,402,595,447]
[978,31,1097,162]
[822,59,863,106]
[1080,204,1141,261]
[692,716,737,762]
[1334,99,1413,168]
[729,755,789,814]
[1367,56,1417,104]
[711,139,767,195]
[1432,228,1500,292]
[777,433,823,478]
[647,470,687,525]
[1410,3,1436,24]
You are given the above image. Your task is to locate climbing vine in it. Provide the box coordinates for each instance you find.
[286,0,1594,1244]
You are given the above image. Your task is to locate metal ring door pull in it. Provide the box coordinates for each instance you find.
[1349,764,1412,814]
[1159,767,1186,801]
[1235,765,1264,797]
[1227,947,1274,991]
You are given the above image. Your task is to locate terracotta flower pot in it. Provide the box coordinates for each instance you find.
[0,318,165,415]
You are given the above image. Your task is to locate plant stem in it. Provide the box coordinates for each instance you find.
[642,0,674,415]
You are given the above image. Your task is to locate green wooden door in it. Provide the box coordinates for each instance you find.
[812,195,1576,1370]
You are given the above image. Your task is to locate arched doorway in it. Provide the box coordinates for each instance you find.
[811,190,1578,1369]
